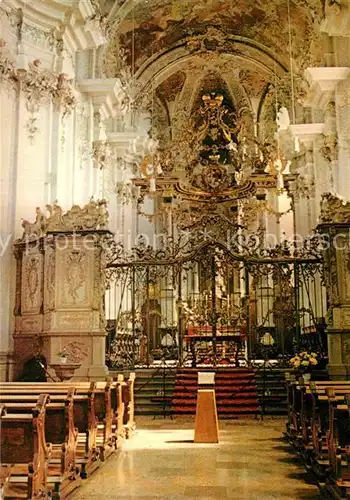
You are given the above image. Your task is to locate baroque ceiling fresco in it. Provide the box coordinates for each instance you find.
[102,0,325,144]
[101,0,327,236]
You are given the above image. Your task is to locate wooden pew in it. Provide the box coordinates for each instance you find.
[284,374,303,444]
[285,378,350,497]
[322,389,350,498]
[112,374,126,446]
[0,391,81,498]
[0,379,127,468]
[0,404,10,499]
[122,373,136,438]
[0,375,133,496]
[0,383,100,480]
[0,394,52,499]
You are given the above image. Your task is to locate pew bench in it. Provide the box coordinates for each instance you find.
[0,394,53,500]
[0,374,136,498]
[0,378,126,456]
[0,391,83,498]
[0,384,104,478]
[285,377,350,498]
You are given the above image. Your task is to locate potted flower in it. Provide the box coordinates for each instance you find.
[57,347,69,364]
[289,351,318,381]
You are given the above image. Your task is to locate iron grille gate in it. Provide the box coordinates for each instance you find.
[105,241,327,370]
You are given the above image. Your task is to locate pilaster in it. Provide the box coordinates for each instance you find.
[289,124,324,230]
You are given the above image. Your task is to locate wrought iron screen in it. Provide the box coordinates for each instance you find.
[104,237,326,369]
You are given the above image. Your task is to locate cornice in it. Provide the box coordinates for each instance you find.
[1,0,107,54]
[289,123,325,147]
[1,0,70,31]
[304,67,350,108]
[77,78,126,119]
[107,131,140,151]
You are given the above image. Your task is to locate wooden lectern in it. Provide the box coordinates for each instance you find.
[194,372,219,443]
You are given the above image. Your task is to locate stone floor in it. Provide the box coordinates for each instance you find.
[70,417,322,500]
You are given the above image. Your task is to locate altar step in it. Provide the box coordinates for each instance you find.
[255,368,288,416]
[132,369,176,416]
[171,368,260,418]
[128,367,323,417]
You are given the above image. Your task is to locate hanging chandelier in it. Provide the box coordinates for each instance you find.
[133,92,285,204]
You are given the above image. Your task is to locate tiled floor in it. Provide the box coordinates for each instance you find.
[70,417,321,499]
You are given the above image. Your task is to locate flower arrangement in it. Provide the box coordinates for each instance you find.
[57,347,69,359]
[289,351,318,371]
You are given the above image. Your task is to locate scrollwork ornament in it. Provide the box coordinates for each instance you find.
[320,193,350,224]
[18,199,109,240]
[288,173,315,200]
[0,47,78,141]
[320,133,338,163]
[92,140,114,169]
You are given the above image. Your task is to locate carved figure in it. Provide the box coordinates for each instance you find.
[65,251,86,303]
[19,199,109,239]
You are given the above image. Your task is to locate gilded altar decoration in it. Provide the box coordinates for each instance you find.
[319,193,350,224]
[324,0,342,17]
[132,92,280,235]
[19,198,109,239]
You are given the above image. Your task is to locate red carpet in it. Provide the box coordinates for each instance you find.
[171,368,260,418]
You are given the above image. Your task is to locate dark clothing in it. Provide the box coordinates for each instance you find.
[17,355,47,382]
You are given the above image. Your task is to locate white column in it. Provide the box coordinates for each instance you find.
[290,124,325,228]
[0,84,18,368]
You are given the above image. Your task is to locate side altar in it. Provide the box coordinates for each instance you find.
[13,200,111,380]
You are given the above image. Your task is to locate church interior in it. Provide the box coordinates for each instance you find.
[1,0,350,498]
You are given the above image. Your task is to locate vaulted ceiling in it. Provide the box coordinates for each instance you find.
[101,0,324,139]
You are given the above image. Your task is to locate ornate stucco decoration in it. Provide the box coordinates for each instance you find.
[185,27,236,56]
[320,193,350,224]
[84,0,111,47]
[0,39,16,84]
[19,199,109,240]
[133,93,279,205]
[287,173,315,200]
[0,42,78,141]
[22,60,77,114]
[115,182,140,206]
[92,140,115,169]
[320,133,338,162]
